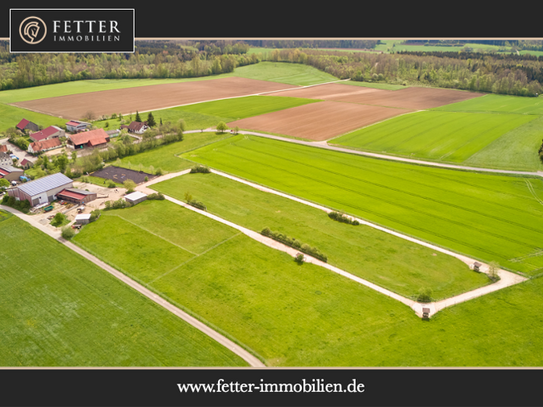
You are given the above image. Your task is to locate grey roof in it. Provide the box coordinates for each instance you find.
[17,173,73,197]
[0,165,23,173]
[65,188,96,196]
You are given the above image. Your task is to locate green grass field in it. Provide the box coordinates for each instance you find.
[433,94,543,115]
[231,62,339,86]
[94,95,319,133]
[67,200,543,366]
[0,104,67,133]
[151,173,490,300]
[0,211,247,367]
[116,132,233,173]
[333,110,536,164]
[181,135,543,275]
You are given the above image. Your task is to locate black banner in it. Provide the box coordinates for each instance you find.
[0,368,541,406]
[10,8,134,53]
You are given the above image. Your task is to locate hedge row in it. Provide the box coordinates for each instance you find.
[328,211,359,225]
[188,200,206,211]
[190,165,211,174]
[261,227,328,262]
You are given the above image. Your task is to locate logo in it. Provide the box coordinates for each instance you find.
[10,9,134,53]
[19,16,47,44]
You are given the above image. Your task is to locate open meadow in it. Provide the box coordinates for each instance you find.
[69,197,543,366]
[0,211,248,367]
[151,172,491,300]
[333,110,536,163]
[181,135,543,275]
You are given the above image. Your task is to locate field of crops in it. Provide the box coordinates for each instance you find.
[151,173,490,300]
[182,135,543,275]
[333,110,536,163]
[0,212,247,367]
[433,94,543,115]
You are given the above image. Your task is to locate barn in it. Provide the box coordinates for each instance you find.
[16,118,39,133]
[66,120,91,133]
[56,188,97,205]
[0,166,24,182]
[7,173,73,207]
[68,128,110,150]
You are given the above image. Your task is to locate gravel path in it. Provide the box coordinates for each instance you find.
[0,205,265,367]
[139,170,529,318]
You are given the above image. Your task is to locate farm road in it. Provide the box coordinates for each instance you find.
[195,129,543,178]
[139,171,528,318]
[0,205,265,368]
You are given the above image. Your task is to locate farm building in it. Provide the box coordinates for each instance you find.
[121,121,149,134]
[20,159,33,169]
[125,191,147,205]
[16,119,39,133]
[66,120,91,133]
[74,214,91,225]
[0,145,8,153]
[106,129,121,138]
[56,188,97,205]
[29,126,65,142]
[0,152,12,167]
[28,138,62,154]
[0,166,24,182]
[7,173,73,207]
[68,129,110,150]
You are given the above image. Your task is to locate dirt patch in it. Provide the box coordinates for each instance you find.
[228,101,412,141]
[273,83,383,100]
[13,77,299,120]
[275,84,484,110]
[92,166,154,184]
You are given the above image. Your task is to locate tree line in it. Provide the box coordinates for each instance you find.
[264,49,543,97]
[0,41,260,91]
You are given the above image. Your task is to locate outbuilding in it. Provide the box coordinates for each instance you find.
[56,188,97,205]
[7,172,73,207]
[124,191,147,205]
[16,119,39,133]
[0,166,24,182]
[29,126,65,142]
[66,120,91,133]
[74,214,91,225]
[68,128,110,150]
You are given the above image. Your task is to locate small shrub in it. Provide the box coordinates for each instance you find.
[123,179,136,193]
[107,181,116,188]
[190,165,211,174]
[89,210,101,222]
[295,253,304,264]
[61,225,75,240]
[417,287,433,303]
[51,212,67,227]
[188,200,206,211]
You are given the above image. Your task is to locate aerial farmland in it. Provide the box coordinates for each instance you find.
[2,41,543,368]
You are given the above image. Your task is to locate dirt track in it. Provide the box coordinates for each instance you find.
[274,84,484,110]
[12,77,298,120]
[227,101,412,141]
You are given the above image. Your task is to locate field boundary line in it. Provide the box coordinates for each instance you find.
[0,205,265,368]
[231,131,543,178]
[147,232,242,285]
[111,213,199,256]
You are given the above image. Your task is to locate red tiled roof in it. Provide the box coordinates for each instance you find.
[0,145,7,153]
[69,128,110,146]
[88,137,108,147]
[30,126,61,142]
[0,169,8,176]
[17,119,30,130]
[20,159,31,166]
[29,138,61,152]
[66,121,80,126]
[128,121,148,132]
[57,189,87,200]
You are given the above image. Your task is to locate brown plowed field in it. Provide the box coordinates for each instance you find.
[274,84,484,110]
[12,77,298,120]
[228,101,413,141]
